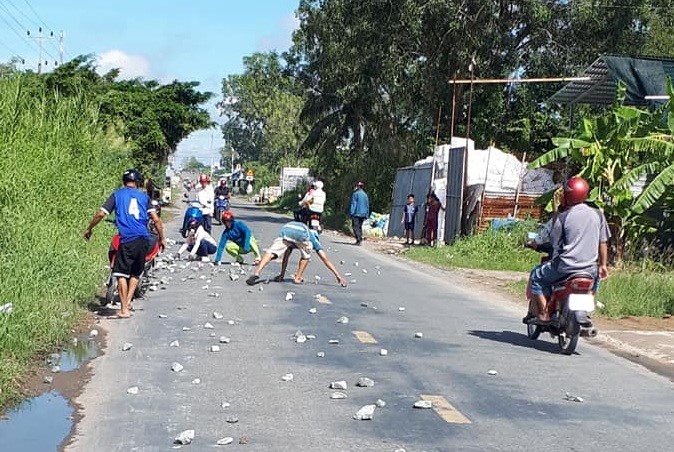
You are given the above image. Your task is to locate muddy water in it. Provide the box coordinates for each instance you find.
[0,335,99,451]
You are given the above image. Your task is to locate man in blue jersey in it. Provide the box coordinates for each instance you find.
[84,168,166,318]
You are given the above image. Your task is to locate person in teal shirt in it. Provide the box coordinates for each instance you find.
[214,211,261,265]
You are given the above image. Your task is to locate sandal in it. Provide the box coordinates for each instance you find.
[246,275,260,285]
[273,275,284,282]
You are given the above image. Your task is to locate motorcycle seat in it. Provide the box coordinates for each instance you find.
[552,272,595,292]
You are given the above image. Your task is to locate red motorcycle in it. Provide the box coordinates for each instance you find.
[524,263,598,355]
[104,230,161,306]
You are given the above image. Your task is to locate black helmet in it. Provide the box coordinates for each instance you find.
[122,168,143,185]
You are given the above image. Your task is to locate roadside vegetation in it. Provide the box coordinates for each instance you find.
[404,225,674,318]
[0,63,212,409]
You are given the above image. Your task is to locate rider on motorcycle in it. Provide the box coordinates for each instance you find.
[294,180,326,224]
[196,173,215,233]
[84,168,166,318]
[214,179,231,199]
[528,177,610,324]
[176,218,218,261]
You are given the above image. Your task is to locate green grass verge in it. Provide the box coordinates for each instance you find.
[0,75,132,409]
[402,221,673,318]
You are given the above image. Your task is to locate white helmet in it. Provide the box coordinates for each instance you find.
[313,180,324,189]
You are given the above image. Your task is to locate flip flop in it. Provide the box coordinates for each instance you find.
[106,314,132,319]
[273,275,284,282]
[246,275,260,285]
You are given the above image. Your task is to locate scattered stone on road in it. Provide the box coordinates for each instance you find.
[170,340,180,347]
[226,416,238,424]
[216,437,234,446]
[336,316,349,324]
[330,392,347,399]
[210,345,221,352]
[330,381,348,390]
[353,404,376,420]
[564,392,585,403]
[213,311,224,319]
[204,322,214,329]
[356,377,375,388]
[126,386,139,395]
[122,342,133,351]
[488,369,498,375]
[375,399,386,408]
[174,429,195,445]
[329,339,340,345]
[171,362,184,372]
[414,332,423,339]
[380,349,388,356]
[316,351,325,358]
[282,373,294,382]
[309,307,317,314]
[413,400,433,409]
[219,336,231,344]
[43,376,53,384]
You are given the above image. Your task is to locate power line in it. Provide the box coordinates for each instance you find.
[4,0,39,28]
[21,0,49,30]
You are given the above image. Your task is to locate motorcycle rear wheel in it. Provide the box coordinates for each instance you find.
[526,299,541,339]
[105,276,118,306]
[558,314,580,355]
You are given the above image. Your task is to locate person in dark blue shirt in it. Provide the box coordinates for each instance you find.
[402,193,418,245]
[84,168,166,318]
[349,181,370,245]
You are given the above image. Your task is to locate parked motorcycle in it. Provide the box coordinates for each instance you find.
[104,227,161,306]
[214,195,230,225]
[523,232,598,355]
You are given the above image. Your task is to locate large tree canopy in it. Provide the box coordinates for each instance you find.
[222,0,674,212]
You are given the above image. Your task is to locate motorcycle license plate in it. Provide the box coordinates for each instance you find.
[568,293,595,312]
[311,219,320,227]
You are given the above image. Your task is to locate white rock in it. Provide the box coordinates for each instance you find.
[282,373,294,382]
[285,292,294,301]
[258,286,264,292]
[340,260,345,264]
[488,370,498,375]
[398,307,406,312]
[216,437,234,446]
[230,262,241,267]
[375,399,386,408]
[564,392,584,403]
[356,377,374,388]
[204,322,214,329]
[158,314,168,318]
[336,316,349,324]
[89,329,99,338]
[362,269,368,273]
[309,307,317,314]
[126,386,139,395]
[314,275,321,284]
[306,334,316,340]
[353,404,375,420]
[213,311,224,319]
[174,429,195,445]
[219,336,231,344]
[413,400,433,409]
[379,349,388,356]
[227,320,236,325]
[192,378,201,384]
[43,376,53,384]
[354,262,359,267]
[171,362,184,372]
[149,286,158,291]
[208,292,221,298]
[414,332,423,338]
[122,342,133,351]
[51,365,60,373]
[329,339,340,344]
[210,345,221,352]
[316,351,325,358]
[182,326,191,331]
[229,274,240,281]
[344,272,352,277]
[169,340,180,347]
[330,392,348,399]
[330,381,347,390]
[221,401,231,408]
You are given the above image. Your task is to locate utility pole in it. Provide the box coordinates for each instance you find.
[59,31,64,65]
[26,27,55,74]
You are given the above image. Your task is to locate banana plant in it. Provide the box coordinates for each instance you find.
[529,82,672,264]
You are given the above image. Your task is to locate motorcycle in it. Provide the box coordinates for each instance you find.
[104,223,161,306]
[214,195,230,225]
[523,233,598,355]
[181,200,204,237]
[307,211,322,233]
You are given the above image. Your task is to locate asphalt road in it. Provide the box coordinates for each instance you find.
[67,199,674,452]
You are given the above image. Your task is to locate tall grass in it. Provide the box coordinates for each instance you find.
[0,75,132,408]
[405,221,541,272]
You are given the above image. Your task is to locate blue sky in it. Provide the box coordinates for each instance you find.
[0,0,300,167]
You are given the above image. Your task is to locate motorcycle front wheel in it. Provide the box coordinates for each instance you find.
[558,313,580,355]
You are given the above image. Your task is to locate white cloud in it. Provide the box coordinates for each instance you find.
[257,13,300,52]
[96,50,151,79]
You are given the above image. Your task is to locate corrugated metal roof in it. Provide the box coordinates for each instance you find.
[548,55,674,106]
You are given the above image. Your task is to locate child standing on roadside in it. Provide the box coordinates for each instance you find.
[402,194,418,245]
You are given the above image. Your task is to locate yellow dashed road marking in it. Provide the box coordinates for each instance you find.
[315,295,332,304]
[352,330,378,344]
[420,395,471,424]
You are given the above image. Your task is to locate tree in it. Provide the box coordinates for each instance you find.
[218,52,307,170]
[182,156,208,172]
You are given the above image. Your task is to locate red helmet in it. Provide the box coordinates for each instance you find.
[187,218,200,230]
[221,210,234,222]
[199,174,210,184]
[219,179,227,186]
[563,177,589,206]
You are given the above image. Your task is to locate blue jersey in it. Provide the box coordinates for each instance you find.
[102,187,152,243]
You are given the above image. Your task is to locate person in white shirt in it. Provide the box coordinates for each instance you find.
[176,219,218,261]
[196,173,215,233]
[308,180,326,215]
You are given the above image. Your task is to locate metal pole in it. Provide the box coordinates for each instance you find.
[513,152,527,218]
[448,76,591,84]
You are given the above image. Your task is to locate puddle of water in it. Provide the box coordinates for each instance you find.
[0,391,73,451]
[49,335,99,372]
